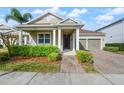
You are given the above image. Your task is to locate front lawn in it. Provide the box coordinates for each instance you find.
[116,51,124,55]
[0,61,59,72]
[0,45,61,72]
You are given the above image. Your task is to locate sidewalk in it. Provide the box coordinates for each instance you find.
[0,71,124,85]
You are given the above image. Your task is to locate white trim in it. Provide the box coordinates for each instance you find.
[53,29,56,46]
[37,32,51,45]
[79,36,104,39]
[76,28,79,50]
[58,29,61,51]
[59,18,81,24]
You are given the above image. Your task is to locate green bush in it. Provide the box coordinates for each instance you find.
[0,56,9,61]
[106,43,124,51]
[0,49,8,56]
[103,47,119,52]
[76,50,93,63]
[48,53,61,62]
[11,45,58,56]
[0,45,3,49]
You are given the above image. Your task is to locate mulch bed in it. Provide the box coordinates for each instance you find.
[10,56,60,65]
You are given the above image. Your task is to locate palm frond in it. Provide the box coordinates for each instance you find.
[11,8,22,18]
[5,15,21,23]
[23,13,33,22]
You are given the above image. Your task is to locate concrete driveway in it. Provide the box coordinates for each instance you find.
[1,71,124,85]
[92,50,124,74]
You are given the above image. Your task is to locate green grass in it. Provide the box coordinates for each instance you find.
[0,62,60,72]
[117,51,124,55]
[81,62,98,73]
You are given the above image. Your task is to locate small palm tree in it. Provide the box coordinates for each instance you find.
[5,8,33,24]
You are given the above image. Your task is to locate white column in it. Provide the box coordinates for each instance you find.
[76,28,79,50]
[53,29,56,46]
[58,29,61,51]
[24,36,27,45]
[86,38,88,50]
[19,30,23,45]
[73,31,75,51]
[101,37,103,50]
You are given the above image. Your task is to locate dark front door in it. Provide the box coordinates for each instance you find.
[63,34,70,49]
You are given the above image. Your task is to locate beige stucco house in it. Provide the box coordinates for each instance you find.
[17,12,105,51]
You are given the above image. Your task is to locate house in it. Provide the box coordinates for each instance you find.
[17,12,105,51]
[0,24,29,45]
[96,18,124,44]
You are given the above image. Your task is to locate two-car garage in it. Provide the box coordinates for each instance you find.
[79,39,101,50]
[79,30,105,50]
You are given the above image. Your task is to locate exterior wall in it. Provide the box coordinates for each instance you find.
[98,21,124,43]
[29,30,53,45]
[79,39,86,50]
[33,15,62,24]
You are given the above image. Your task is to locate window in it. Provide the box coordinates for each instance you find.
[38,33,51,44]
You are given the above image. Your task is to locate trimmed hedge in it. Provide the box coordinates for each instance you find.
[106,43,124,51]
[11,45,59,56]
[76,50,93,63]
[48,53,61,62]
[0,56,9,61]
[103,47,119,52]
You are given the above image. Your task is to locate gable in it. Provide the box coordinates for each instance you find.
[28,13,63,25]
[60,18,79,24]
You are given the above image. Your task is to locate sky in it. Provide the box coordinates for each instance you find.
[0,7,124,30]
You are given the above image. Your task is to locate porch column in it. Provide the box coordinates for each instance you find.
[19,30,23,45]
[73,31,75,51]
[100,37,103,50]
[58,29,61,51]
[86,38,88,50]
[53,29,56,46]
[76,28,79,50]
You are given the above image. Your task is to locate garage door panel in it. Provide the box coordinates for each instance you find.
[88,39,101,50]
[79,39,86,50]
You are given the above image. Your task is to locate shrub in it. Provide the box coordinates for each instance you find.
[11,45,58,56]
[76,50,93,63]
[106,43,124,51]
[48,52,61,62]
[0,45,3,49]
[0,56,9,61]
[103,47,119,52]
[0,49,8,56]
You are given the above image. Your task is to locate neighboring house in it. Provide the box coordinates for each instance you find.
[96,18,124,44]
[0,24,29,45]
[17,12,105,51]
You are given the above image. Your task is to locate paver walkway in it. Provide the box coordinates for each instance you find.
[60,50,85,73]
[91,50,124,74]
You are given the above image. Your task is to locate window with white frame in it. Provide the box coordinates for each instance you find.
[38,33,51,44]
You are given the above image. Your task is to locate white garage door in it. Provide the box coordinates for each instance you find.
[88,39,101,50]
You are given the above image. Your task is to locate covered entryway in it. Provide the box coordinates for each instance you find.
[63,34,70,49]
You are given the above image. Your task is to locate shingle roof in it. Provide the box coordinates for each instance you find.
[80,29,105,36]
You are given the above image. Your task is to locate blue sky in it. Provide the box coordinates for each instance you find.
[0,7,124,30]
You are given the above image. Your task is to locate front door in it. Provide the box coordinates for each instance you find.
[63,34,70,49]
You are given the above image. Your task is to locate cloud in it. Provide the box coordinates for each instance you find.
[67,8,88,18]
[32,7,67,16]
[95,7,124,25]
[107,7,124,15]
[22,9,29,14]
[95,15,114,22]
